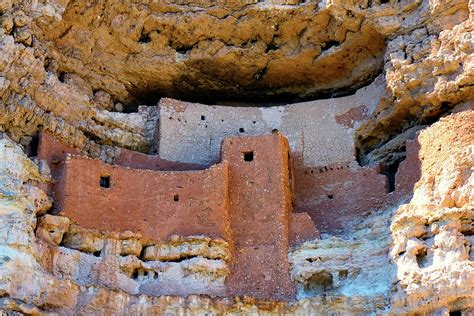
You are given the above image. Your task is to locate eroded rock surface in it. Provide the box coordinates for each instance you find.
[0,0,473,314]
[0,111,472,314]
[292,111,473,314]
[0,0,471,160]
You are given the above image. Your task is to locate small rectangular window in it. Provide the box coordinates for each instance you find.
[243,151,254,162]
[100,175,110,188]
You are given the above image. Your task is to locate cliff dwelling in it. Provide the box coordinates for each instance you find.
[0,0,473,314]
[33,92,421,300]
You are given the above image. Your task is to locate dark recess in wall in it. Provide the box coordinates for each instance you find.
[27,133,40,157]
[122,70,383,112]
[380,160,401,193]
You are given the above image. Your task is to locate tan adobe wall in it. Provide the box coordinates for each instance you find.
[158,76,384,167]
[56,155,230,241]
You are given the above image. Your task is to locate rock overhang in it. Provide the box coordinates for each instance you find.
[38,0,387,107]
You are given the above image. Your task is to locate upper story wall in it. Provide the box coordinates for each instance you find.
[115,148,205,171]
[56,156,230,241]
[158,76,384,167]
[38,131,203,173]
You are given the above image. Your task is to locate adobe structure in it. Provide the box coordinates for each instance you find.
[30,69,424,301]
[156,77,420,232]
[1,1,473,313]
[32,71,422,301]
[34,90,420,299]
[32,76,423,300]
[38,131,318,299]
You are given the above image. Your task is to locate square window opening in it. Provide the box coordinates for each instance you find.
[173,194,179,202]
[100,175,110,188]
[243,151,254,162]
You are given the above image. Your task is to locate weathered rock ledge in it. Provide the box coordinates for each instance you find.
[0,0,473,314]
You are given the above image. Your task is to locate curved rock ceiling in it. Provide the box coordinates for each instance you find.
[1,0,472,161]
[0,0,473,314]
[38,1,386,105]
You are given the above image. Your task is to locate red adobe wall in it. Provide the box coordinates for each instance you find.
[221,133,297,300]
[37,132,79,163]
[52,133,318,300]
[40,129,420,238]
[289,213,320,246]
[40,131,320,244]
[293,137,422,233]
[37,132,79,178]
[56,156,230,241]
[393,138,422,199]
[293,162,389,233]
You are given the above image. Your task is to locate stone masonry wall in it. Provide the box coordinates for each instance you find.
[38,131,203,174]
[56,156,230,241]
[158,76,385,167]
[44,132,318,300]
[156,76,422,233]
[294,162,389,232]
[222,134,296,299]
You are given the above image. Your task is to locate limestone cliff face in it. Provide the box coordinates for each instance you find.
[0,0,472,160]
[389,111,473,314]
[0,111,472,314]
[291,110,474,315]
[0,0,473,314]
